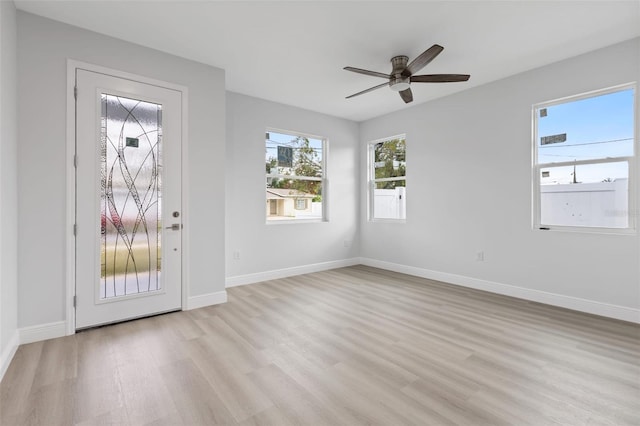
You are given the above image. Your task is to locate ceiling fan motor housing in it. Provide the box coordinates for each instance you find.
[389,56,410,92]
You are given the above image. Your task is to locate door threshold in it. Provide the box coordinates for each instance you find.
[75,308,182,332]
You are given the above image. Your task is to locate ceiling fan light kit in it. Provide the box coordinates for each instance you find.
[344,44,470,103]
[390,78,411,92]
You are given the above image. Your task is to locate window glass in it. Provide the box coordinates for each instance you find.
[374,139,406,179]
[534,86,635,230]
[369,136,406,221]
[538,89,634,163]
[266,131,325,222]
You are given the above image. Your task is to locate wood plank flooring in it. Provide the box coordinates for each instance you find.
[1,265,639,425]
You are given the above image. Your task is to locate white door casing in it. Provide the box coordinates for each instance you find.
[75,69,183,329]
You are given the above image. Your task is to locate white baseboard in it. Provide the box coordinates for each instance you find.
[19,321,67,345]
[0,331,19,382]
[359,257,640,324]
[186,290,228,310]
[11,294,229,349]
[226,258,361,288]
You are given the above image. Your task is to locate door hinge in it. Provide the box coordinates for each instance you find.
[74,86,78,100]
[73,224,77,236]
[73,154,78,168]
[73,295,76,308]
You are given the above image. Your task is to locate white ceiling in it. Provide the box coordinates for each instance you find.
[14,1,640,122]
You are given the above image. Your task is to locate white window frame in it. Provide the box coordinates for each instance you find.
[368,134,407,222]
[265,128,327,224]
[532,83,637,234]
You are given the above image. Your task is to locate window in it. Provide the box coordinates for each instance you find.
[533,84,636,231]
[368,135,406,220]
[266,130,325,222]
[295,199,307,210]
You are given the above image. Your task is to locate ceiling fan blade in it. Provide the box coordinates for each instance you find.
[346,82,389,99]
[344,67,391,79]
[399,88,413,104]
[411,74,470,83]
[404,44,444,76]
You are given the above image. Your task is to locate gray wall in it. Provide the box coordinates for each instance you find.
[17,12,226,328]
[360,38,640,310]
[226,93,359,278]
[1,0,18,359]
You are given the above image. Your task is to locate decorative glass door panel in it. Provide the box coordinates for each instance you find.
[75,68,182,330]
[100,95,163,299]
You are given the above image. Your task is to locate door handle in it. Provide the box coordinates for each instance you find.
[165,223,182,230]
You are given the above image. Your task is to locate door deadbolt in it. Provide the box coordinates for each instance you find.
[172,211,180,218]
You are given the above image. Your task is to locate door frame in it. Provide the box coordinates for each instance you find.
[65,60,190,335]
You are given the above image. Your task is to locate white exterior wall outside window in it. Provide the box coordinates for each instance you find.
[265,130,326,222]
[533,84,636,232]
[368,135,406,221]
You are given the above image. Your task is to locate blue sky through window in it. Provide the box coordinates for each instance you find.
[538,87,634,184]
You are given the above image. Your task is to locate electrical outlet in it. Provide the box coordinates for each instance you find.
[233,250,241,260]
[476,251,484,262]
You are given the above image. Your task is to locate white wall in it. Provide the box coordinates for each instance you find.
[0,0,19,375]
[226,93,359,281]
[17,12,226,328]
[360,38,640,314]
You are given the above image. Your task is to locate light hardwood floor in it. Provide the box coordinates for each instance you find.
[1,265,639,425]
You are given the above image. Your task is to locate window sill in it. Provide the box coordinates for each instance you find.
[369,218,406,224]
[266,218,327,225]
[535,225,636,236]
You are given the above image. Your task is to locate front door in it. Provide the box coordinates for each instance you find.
[75,69,182,329]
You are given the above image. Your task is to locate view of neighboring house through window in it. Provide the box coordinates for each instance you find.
[534,84,635,230]
[266,130,325,221]
[369,135,406,220]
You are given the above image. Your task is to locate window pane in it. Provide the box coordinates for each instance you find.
[374,138,406,179]
[266,131,323,178]
[540,162,628,228]
[265,129,325,222]
[373,180,406,220]
[537,89,634,164]
[266,183,322,221]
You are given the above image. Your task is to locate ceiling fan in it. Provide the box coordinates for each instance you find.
[344,44,470,103]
